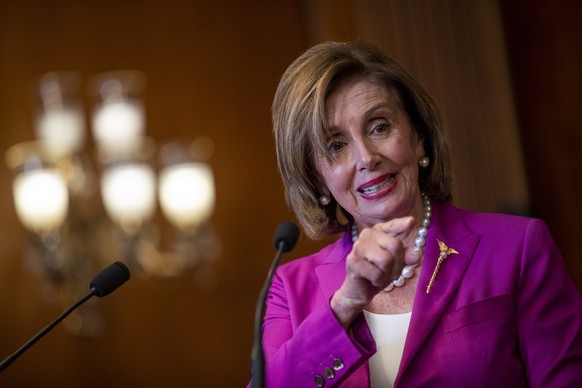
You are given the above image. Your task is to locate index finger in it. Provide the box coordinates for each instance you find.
[377,216,416,237]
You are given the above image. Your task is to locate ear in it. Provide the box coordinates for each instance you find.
[310,160,330,196]
[414,131,425,160]
[314,177,330,197]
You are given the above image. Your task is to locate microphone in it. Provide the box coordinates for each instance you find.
[0,261,131,373]
[251,222,299,388]
[90,261,131,297]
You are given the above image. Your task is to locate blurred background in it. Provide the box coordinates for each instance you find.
[0,0,579,386]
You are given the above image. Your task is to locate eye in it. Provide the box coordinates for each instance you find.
[371,122,392,135]
[328,140,345,153]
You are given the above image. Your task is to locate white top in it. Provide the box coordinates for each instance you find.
[363,311,412,388]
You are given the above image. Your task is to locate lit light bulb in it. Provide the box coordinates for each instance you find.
[159,163,215,231]
[36,108,86,157]
[101,163,156,231]
[13,169,69,233]
[92,101,144,152]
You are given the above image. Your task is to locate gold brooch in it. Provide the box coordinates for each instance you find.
[426,240,459,294]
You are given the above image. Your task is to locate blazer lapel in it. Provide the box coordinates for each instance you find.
[315,232,352,300]
[397,202,480,381]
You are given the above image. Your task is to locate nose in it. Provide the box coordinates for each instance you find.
[355,138,380,171]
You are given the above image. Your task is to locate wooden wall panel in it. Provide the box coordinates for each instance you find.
[499,0,582,290]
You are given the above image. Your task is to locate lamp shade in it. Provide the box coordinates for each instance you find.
[12,169,69,234]
[90,71,146,155]
[35,72,86,158]
[158,163,215,231]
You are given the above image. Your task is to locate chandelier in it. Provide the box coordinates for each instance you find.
[4,71,220,335]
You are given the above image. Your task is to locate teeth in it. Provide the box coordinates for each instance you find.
[361,175,395,195]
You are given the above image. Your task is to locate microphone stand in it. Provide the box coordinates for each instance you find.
[0,260,130,373]
[0,289,97,373]
[251,241,286,388]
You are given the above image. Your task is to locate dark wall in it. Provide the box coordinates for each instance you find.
[0,1,310,386]
[0,1,579,386]
[500,0,582,290]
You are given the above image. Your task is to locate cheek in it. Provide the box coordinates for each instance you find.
[316,163,352,196]
[320,167,345,188]
[397,134,423,165]
[314,159,339,192]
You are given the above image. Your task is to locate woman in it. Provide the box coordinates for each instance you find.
[258,41,582,387]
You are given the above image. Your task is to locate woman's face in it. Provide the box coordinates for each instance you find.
[314,77,425,229]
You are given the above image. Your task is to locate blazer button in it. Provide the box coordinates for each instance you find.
[314,375,325,387]
[323,367,335,379]
[333,358,344,371]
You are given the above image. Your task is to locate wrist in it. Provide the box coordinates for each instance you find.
[330,290,364,329]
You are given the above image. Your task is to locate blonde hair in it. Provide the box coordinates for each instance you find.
[272,41,453,239]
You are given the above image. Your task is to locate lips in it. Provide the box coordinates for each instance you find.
[357,173,396,197]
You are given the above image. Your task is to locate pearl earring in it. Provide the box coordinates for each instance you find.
[419,156,430,168]
[319,195,331,206]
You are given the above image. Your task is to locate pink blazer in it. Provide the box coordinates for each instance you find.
[258,201,582,387]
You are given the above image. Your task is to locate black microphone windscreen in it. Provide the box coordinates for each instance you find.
[274,222,300,252]
[89,261,131,297]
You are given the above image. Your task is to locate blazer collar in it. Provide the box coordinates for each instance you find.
[396,201,481,382]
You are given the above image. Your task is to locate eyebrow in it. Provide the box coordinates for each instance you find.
[328,101,396,130]
[366,101,399,116]
[325,90,401,134]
